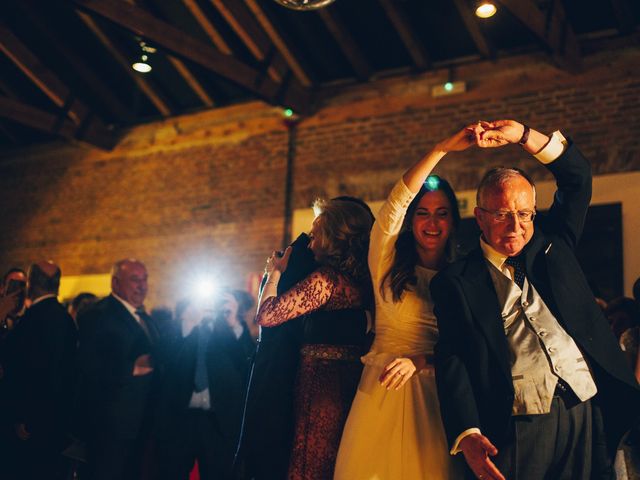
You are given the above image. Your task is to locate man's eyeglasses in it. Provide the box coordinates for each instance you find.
[477,207,536,223]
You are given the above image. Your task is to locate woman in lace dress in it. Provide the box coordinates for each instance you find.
[256,198,373,480]
[334,127,476,479]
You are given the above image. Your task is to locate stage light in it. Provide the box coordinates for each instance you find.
[444,82,454,92]
[193,277,217,301]
[475,2,497,18]
[284,108,294,118]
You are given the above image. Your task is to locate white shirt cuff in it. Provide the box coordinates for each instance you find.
[534,130,568,164]
[450,428,482,455]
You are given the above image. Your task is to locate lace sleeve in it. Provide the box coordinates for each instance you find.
[256,268,360,327]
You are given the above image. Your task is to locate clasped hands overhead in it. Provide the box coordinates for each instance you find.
[436,119,529,154]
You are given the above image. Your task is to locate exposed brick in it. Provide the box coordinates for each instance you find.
[0,43,638,307]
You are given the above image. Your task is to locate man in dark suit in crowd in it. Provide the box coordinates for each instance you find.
[76,258,159,480]
[5,261,77,480]
[154,291,254,479]
[431,120,640,479]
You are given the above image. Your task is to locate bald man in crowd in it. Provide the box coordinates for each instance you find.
[76,259,160,480]
[5,261,77,480]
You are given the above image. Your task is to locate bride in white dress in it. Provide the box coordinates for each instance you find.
[334,127,476,479]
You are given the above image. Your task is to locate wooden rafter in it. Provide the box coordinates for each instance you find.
[452,0,493,58]
[182,0,232,55]
[167,57,215,107]
[0,96,116,149]
[17,0,132,121]
[497,0,581,71]
[378,0,429,70]
[125,0,215,108]
[609,0,636,34]
[77,10,172,116]
[1,26,81,125]
[74,0,310,112]
[244,0,313,87]
[210,0,284,83]
[0,26,117,149]
[318,7,371,80]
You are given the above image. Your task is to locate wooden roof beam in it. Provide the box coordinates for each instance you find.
[167,56,215,107]
[1,25,87,125]
[210,0,285,83]
[244,0,313,87]
[318,7,372,81]
[452,0,494,58]
[74,0,310,112]
[77,10,172,116]
[497,0,581,72]
[378,0,429,70]
[0,96,116,149]
[17,0,132,122]
[0,26,117,149]
[182,0,232,55]
[124,0,215,108]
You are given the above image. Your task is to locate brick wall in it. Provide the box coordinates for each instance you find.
[1,41,638,307]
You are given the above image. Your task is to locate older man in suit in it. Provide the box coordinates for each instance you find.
[76,259,159,480]
[6,261,77,480]
[431,120,640,480]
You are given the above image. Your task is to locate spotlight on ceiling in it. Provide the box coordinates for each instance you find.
[132,40,156,73]
[273,0,337,11]
[475,1,497,18]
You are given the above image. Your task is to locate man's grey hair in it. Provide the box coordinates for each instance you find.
[476,167,536,207]
[111,259,144,278]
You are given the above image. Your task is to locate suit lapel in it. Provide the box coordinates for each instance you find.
[108,295,149,340]
[463,249,512,381]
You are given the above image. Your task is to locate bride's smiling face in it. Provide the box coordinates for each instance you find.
[411,190,453,255]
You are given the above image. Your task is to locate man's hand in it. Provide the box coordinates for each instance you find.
[264,246,292,275]
[15,423,31,441]
[475,120,524,148]
[132,354,154,376]
[459,433,505,480]
[0,291,20,319]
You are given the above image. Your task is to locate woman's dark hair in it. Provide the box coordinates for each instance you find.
[382,175,460,302]
[312,198,374,292]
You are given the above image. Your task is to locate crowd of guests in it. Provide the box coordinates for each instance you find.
[0,119,639,480]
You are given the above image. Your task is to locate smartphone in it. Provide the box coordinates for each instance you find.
[5,279,26,311]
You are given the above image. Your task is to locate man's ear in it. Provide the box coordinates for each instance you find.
[473,206,482,224]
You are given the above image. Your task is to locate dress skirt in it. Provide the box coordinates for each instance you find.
[288,344,363,480]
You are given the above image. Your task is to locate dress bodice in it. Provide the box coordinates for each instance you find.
[365,179,440,366]
[302,308,369,347]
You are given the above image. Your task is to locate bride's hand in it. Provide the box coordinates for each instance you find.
[379,357,417,390]
[435,124,479,153]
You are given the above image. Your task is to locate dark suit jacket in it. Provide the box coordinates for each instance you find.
[75,294,159,441]
[431,142,640,457]
[154,320,254,448]
[241,233,317,479]
[6,297,77,445]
